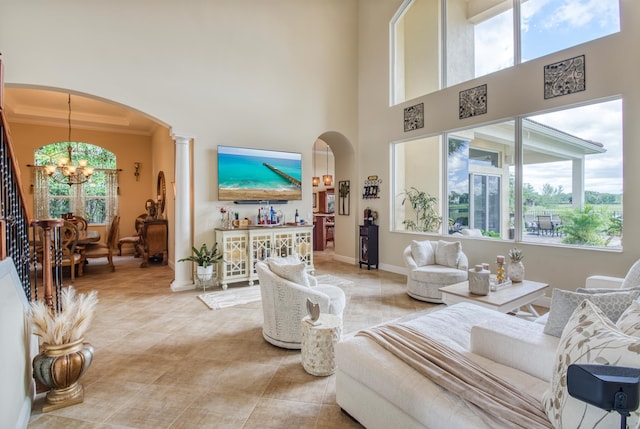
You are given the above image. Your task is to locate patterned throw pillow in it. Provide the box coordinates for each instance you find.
[542,299,640,429]
[434,240,461,269]
[617,301,640,337]
[576,286,640,294]
[268,260,310,287]
[543,288,640,337]
[410,240,434,267]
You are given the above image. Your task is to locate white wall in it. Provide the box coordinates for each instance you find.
[1,0,359,260]
[358,0,640,291]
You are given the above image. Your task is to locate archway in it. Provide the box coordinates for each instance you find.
[314,131,357,264]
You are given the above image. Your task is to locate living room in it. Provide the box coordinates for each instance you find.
[2,0,640,427]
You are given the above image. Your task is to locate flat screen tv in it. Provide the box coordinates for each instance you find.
[218,145,302,201]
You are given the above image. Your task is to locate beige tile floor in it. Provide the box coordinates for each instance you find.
[28,250,436,429]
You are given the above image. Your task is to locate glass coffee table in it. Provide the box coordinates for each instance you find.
[439,279,549,317]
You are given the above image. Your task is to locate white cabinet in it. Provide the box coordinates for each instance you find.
[216,225,314,289]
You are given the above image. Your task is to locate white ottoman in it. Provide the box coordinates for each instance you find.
[301,313,342,376]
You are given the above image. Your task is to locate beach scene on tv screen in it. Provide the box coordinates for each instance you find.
[218,146,302,201]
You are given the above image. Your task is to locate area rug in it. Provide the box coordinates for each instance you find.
[314,274,355,288]
[198,286,261,310]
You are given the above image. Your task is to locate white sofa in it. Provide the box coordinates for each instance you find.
[403,240,468,303]
[336,272,640,429]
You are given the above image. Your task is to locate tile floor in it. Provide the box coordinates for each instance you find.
[28,250,436,428]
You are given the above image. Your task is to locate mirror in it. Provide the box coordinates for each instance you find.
[157,171,166,215]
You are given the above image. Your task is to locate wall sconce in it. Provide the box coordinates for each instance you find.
[134,162,141,181]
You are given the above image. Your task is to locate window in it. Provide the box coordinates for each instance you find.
[391,0,620,102]
[34,142,117,224]
[522,99,622,248]
[392,98,622,250]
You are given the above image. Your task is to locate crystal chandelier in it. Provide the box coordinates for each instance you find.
[45,95,94,186]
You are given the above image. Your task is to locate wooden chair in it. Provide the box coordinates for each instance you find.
[74,215,88,231]
[118,213,147,256]
[84,216,120,272]
[60,221,84,281]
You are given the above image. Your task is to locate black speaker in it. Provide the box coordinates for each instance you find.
[567,364,640,428]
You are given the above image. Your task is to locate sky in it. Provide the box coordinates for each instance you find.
[473,0,622,194]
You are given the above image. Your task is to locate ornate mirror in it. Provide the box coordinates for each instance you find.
[157,171,166,215]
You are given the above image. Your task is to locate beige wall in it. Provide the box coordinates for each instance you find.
[9,123,155,243]
[358,0,640,293]
[1,0,359,266]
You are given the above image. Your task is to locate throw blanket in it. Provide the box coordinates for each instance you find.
[358,324,553,429]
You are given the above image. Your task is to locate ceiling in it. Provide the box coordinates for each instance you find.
[3,88,161,136]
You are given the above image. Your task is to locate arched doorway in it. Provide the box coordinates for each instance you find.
[312,131,357,263]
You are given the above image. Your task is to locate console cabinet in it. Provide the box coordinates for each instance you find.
[359,224,378,270]
[216,225,314,289]
[138,219,168,268]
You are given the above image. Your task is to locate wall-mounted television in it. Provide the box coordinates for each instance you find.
[218,145,302,201]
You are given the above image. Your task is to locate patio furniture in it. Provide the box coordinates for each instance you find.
[537,215,556,236]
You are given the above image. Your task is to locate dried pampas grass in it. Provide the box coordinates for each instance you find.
[29,286,99,344]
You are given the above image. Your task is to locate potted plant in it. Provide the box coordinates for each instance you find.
[178,242,224,290]
[30,286,98,409]
[400,187,442,232]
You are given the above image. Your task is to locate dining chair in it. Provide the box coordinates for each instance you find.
[60,221,84,281]
[74,215,88,231]
[83,216,120,272]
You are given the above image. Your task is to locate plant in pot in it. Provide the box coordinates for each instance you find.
[507,247,525,282]
[29,286,98,410]
[400,187,442,232]
[178,242,224,291]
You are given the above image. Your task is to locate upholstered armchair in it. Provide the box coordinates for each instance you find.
[256,257,346,349]
[404,240,468,303]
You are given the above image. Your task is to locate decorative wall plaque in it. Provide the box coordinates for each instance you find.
[544,54,585,99]
[404,103,424,132]
[459,84,487,119]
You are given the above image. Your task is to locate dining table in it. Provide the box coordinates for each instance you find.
[77,230,101,245]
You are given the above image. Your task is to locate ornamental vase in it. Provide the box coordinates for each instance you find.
[507,261,525,283]
[32,338,94,406]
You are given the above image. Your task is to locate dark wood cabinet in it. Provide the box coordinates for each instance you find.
[137,219,168,268]
[359,224,378,270]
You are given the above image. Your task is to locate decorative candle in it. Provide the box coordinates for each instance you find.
[496,255,505,264]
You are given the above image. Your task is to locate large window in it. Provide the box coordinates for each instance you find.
[392,99,623,250]
[392,0,620,102]
[34,142,117,224]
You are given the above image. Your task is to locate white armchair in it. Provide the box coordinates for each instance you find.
[256,259,346,349]
[404,240,468,303]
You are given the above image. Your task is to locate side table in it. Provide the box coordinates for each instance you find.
[301,313,342,376]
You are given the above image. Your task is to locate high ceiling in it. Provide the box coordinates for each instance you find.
[3,88,161,136]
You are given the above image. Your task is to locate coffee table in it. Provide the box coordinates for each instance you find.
[439,279,548,317]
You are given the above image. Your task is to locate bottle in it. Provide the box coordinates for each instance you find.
[270,206,275,224]
[257,209,261,225]
[295,209,299,224]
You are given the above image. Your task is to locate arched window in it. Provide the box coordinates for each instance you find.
[33,142,119,225]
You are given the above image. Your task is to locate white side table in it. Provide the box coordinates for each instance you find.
[301,313,342,376]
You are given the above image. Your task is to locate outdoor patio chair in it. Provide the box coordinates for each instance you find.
[537,215,555,236]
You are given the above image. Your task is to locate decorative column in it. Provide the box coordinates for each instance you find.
[171,134,195,291]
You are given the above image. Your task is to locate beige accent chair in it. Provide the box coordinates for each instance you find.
[256,257,345,349]
[404,240,468,303]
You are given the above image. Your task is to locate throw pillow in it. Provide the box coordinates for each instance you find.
[410,240,434,266]
[543,288,640,337]
[434,240,461,269]
[542,299,640,429]
[617,301,640,337]
[268,260,310,287]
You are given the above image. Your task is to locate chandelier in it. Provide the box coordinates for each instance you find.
[312,141,320,187]
[323,145,333,186]
[45,95,94,185]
